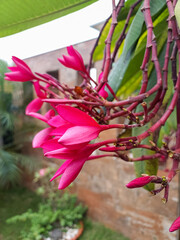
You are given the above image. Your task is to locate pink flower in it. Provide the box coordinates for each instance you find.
[32,105,109,150]
[5,56,35,82]
[55,105,106,147]
[46,143,100,189]
[169,216,180,232]
[126,176,154,188]
[58,46,87,73]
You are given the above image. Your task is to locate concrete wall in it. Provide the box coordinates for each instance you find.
[24,39,178,240]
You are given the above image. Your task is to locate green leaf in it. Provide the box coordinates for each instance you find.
[132,121,158,192]
[0,0,97,37]
[175,0,180,28]
[116,8,169,98]
[122,0,166,58]
[107,0,166,101]
[93,0,140,61]
[132,34,172,192]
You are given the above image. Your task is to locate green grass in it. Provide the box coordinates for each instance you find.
[0,187,42,240]
[0,187,129,240]
[79,218,129,240]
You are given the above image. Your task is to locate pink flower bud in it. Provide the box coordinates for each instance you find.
[126,176,154,188]
[58,46,87,73]
[5,56,35,82]
[169,216,180,232]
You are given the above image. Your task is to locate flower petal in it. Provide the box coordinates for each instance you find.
[33,81,46,98]
[44,109,55,120]
[41,139,63,152]
[67,46,86,72]
[32,128,52,148]
[56,105,99,127]
[50,159,72,181]
[5,71,32,82]
[44,147,76,159]
[58,158,86,189]
[26,98,43,115]
[48,115,69,127]
[12,56,32,73]
[49,125,72,136]
[59,126,101,146]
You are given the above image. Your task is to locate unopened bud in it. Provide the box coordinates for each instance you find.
[126,176,154,189]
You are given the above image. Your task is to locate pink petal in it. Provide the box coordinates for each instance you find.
[49,125,72,136]
[41,139,63,152]
[44,147,76,159]
[48,115,69,127]
[56,105,99,127]
[12,56,32,73]
[27,112,48,122]
[99,87,109,99]
[44,109,55,120]
[59,126,101,146]
[67,46,86,72]
[169,217,180,232]
[50,159,72,181]
[5,71,32,82]
[58,158,86,189]
[98,72,103,83]
[64,55,83,71]
[126,176,154,188]
[32,128,52,148]
[33,81,46,98]
[26,98,43,115]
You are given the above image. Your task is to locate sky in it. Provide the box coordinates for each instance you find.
[0,0,113,64]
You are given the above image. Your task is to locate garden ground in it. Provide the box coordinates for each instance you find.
[0,187,129,240]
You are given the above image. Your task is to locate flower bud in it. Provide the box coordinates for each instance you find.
[169,216,180,232]
[126,176,154,188]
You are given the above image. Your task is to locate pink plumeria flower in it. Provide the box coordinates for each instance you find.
[169,216,180,232]
[126,176,154,188]
[32,105,109,150]
[58,46,87,73]
[5,56,35,82]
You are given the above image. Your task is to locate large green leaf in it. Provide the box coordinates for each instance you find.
[132,123,158,192]
[0,0,97,37]
[93,0,140,61]
[132,37,173,192]
[107,0,166,101]
[175,0,180,28]
[116,9,169,98]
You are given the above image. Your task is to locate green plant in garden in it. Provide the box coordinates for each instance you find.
[0,59,39,188]
[7,192,87,240]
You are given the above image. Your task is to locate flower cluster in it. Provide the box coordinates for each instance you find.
[5,47,113,190]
